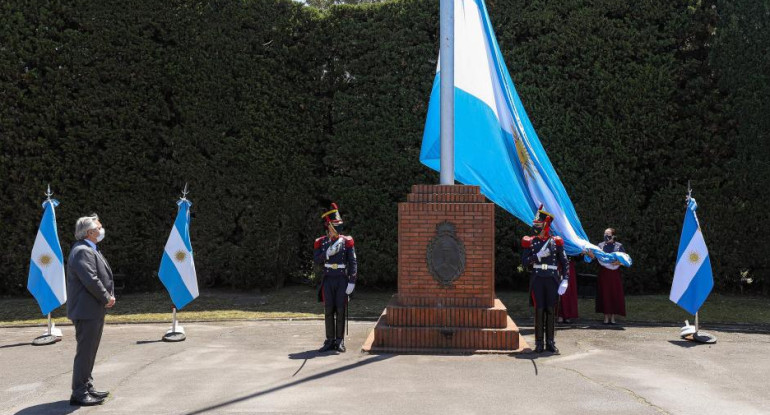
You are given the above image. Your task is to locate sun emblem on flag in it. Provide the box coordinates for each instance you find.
[688,251,700,264]
[512,126,536,180]
[39,254,53,267]
[174,250,187,262]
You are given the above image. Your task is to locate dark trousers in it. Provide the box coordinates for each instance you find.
[72,317,105,397]
[322,275,348,340]
[531,275,558,309]
[531,276,559,344]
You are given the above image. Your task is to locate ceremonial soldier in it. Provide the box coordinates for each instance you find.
[314,203,357,352]
[521,205,569,353]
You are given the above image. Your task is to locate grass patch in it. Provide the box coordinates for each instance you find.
[0,286,394,327]
[1,286,768,327]
[496,291,770,325]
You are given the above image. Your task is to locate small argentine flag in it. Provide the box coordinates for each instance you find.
[670,198,713,314]
[159,197,199,310]
[27,197,66,315]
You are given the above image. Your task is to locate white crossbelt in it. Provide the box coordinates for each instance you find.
[537,264,558,271]
[325,263,346,270]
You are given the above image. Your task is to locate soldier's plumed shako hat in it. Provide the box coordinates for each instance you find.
[321,203,343,225]
[532,203,554,225]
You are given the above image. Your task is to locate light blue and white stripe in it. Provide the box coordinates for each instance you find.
[159,199,199,310]
[670,198,713,314]
[27,199,66,315]
[420,0,630,267]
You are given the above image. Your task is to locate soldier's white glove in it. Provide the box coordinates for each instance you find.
[558,279,569,296]
[536,241,551,261]
[345,283,355,295]
[326,237,344,259]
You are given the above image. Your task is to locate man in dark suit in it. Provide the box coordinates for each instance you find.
[66,214,114,406]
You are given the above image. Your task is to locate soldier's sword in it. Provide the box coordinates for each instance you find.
[346,295,350,337]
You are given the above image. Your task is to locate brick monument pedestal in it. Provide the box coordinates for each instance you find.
[362,185,527,353]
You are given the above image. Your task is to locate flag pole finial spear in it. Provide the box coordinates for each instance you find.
[45,184,53,202]
[181,183,189,201]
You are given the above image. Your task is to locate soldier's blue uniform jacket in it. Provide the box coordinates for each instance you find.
[521,235,569,282]
[314,235,358,301]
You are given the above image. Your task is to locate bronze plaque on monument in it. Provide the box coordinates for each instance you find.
[426,221,466,287]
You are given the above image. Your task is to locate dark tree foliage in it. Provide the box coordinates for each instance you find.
[0,0,766,296]
[708,0,770,294]
[0,0,325,293]
[306,0,387,9]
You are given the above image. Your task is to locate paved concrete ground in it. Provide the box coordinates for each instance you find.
[1,320,769,415]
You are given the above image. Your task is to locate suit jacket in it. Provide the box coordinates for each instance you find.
[66,240,114,320]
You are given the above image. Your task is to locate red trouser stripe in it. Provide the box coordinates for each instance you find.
[530,290,537,309]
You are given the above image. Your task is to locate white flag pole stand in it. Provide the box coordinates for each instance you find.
[32,313,62,346]
[162,307,186,342]
[680,312,717,344]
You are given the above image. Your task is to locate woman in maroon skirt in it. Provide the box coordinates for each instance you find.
[586,228,626,324]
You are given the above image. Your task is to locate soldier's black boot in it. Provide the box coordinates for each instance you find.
[319,339,334,352]
[534,308,545,353]
[545,307,560,354]
[335,307,347,352]
[319,307,336,352]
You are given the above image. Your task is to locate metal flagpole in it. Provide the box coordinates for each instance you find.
[439,0,454,185]
[43,185,62,339]
[694,312,699,334]
[32,185,63,346]
[678,181,716,344]
[162,183,190,342]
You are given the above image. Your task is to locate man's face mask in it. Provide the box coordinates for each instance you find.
[328,222,343,238]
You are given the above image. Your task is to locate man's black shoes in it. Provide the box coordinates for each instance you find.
[319,339,346,353]
[319,339,335,352]
[69,394,104,406]
[545,341,560,354]
[88,387,110,399]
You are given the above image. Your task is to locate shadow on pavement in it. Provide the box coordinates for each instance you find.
[135,340,164,345]
[512,352,540,375]
[287,350,337,360]
[184,354,395,415]
[0,342,30,349]
[14,401,77,415]
[667,340,704,348]
[288,349,342,377]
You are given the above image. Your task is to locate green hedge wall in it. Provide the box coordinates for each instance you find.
[0,0,325,294]
[1,0,767,296]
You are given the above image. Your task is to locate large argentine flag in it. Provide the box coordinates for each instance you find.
[27,199,66,315]
[670,198,713,314]
[420,0,630,267]
[159,198,199,310]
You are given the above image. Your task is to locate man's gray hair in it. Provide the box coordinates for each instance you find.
[75,214,100,240]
